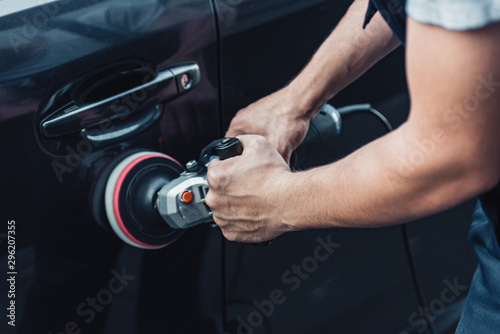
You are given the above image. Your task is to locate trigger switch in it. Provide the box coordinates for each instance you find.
[215,137,243,161]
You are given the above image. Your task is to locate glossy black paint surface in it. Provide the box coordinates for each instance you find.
[1,1,220,333]
[0,1,477,333]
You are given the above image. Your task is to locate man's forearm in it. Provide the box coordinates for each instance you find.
[280,19,500,231]
[287,0,400,118]
[280,123,486,229]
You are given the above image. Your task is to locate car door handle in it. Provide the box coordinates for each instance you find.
[40,62,200,138]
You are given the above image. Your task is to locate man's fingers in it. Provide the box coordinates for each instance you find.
[225,127,238,138]
[237,134,270,150]
[234,134,253,149]
[214,219,262,243]
[204,190,216,210]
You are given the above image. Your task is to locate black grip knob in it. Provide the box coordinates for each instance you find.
[215,137,243,161]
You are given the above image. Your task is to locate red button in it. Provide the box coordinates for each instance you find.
[181,191,194,204]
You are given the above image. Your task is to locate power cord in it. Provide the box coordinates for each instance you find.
[337,104,440,332]
[337,103,393,132]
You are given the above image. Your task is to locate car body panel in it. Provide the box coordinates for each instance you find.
[0,0,477,333]
[0,1,220,333]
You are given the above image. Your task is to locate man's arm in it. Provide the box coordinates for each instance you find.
[206,19,500,242]
[226,0,400,163]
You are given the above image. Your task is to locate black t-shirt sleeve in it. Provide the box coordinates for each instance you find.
[363,0,407,44]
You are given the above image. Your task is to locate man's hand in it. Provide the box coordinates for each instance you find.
[225,0,399,164]
[205,135,296,242]
[225,88,311,164]
[209,19,500,234]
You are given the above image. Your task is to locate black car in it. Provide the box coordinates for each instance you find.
[0,1,476,333]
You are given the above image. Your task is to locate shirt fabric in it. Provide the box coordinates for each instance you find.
[364,0,407,43]
[364,0,500,333]
[407,0,500,31]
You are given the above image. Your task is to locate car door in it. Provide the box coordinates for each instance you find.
[214,1,476,333]
[0,1,222,333]
[0,1,477,334]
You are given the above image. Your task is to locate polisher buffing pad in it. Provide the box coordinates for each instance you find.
[92,150,184,249]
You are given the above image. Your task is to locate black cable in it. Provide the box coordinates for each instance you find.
[401,224,439,334]
[338,105,439,333]
[337,103,393,132]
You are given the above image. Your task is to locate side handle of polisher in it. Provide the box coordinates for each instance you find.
[215,137,243,161]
